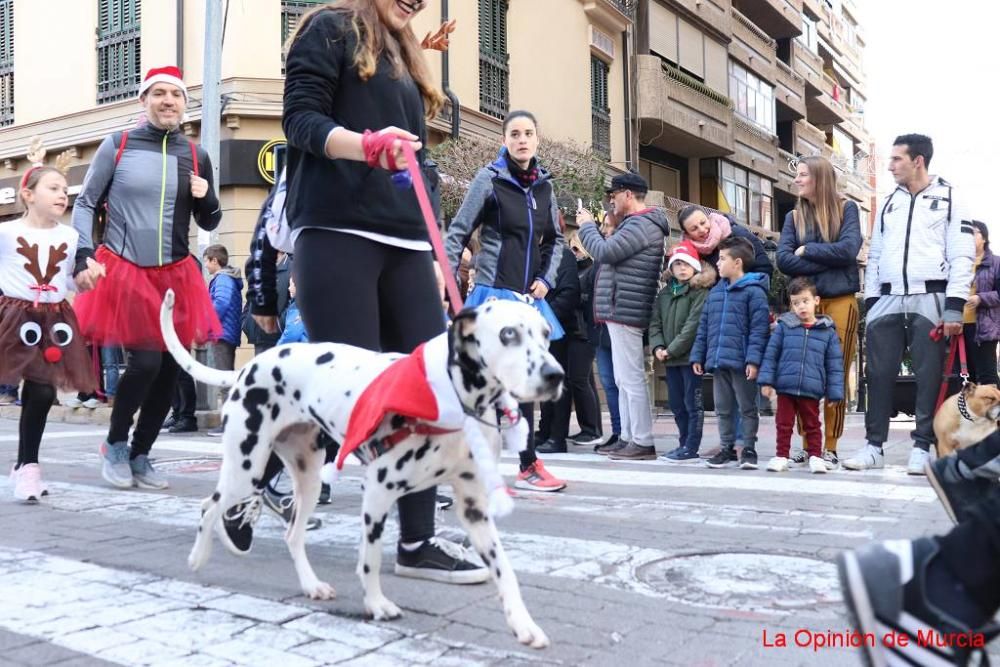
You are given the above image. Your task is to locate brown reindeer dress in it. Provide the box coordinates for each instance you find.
[0,220,95,391]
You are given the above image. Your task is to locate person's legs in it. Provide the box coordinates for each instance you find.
[665,366,689,450]
[108,349,165,445]
[713,370,737,448]
[211,341,237,408]
[906,297,948,454]
[606,323,653,448]
[566,338,601,436]
[963,323,980,384]
[797,397,823,459]
[518,402,537,470]
[681,365,703,454]
[732,373,759,451]
[774,394,796,459]
[974,338,998,386]
[100,346,122,399]
[17,380,55,467]
[818,294,858,452]
[595,344,620,436]
[131,352,180,457]
[544,338,571,445]
[862,300,907,447]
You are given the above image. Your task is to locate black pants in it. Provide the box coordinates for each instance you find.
[17,380,56,467]
[108,349,180,457]
[290,230,444,544]
[961,323,999,386]
[172,369,197,420]
[537,336,601,443]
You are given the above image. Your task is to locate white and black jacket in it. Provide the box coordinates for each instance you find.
[864,176,975,320]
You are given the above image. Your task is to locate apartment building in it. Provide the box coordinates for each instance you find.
[634,0,875,239]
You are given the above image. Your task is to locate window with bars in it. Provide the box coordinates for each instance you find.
[590,56,611,159]
[281,0,325,72]
[0,0,12,127]
[479,0,509,119]
[97,0,142,105]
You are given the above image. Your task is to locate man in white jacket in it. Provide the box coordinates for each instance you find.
[845,134,975,475]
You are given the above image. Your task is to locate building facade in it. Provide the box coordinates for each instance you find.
[634,0,875,239]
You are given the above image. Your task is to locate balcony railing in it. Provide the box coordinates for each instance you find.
[732,8,776,50]
[776,59,804,85]
[662,62,733,109]
[607,0,637,19]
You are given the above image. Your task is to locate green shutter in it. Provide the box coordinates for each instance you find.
[97,0,142,105]
[478,0,509,119]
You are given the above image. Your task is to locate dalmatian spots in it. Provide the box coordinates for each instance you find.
[376,467,387,483]
[293,389,302,401]
[272,367,283,383]
[394,449,414,471]
[459,471,475,481]
[414,439,432,461]
[239,388,270,457]
[245,364,259,387]
[367,514,387,544]
[316,352,334,365]
[279,348,292,358]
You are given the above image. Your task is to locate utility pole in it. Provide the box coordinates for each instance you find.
[198,0,223,255]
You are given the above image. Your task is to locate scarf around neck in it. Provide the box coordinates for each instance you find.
[505,154,539,189]
[688,212,732,256]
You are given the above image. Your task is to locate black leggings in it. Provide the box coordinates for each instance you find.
[290,230,445,543]
[107,349,180,457]
[17,380,56,467]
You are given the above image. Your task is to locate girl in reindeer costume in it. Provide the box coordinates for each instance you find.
[3,140,104,502]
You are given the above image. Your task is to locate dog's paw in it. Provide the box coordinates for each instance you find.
[302,580,337,600]
[364,595,403,621]
[508,613,550,649]
[488,488,514,519]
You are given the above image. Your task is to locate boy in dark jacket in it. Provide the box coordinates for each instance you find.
[650,241,716,463]
[691,237,770,470]
[759,277,845,474]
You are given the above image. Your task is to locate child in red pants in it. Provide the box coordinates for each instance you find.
[758,277,845,473]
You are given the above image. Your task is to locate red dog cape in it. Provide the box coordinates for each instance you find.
[336,332,465,469]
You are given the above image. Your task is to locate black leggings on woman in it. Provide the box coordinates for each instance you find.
[291,230,445,544]
[107,349,180,457]
[17,380,56,467]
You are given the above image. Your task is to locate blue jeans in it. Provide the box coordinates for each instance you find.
[101,347,124,397]
[595,344,620,435]
[665,365,703,453]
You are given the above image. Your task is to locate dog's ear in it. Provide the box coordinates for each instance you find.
[452,308,478,339]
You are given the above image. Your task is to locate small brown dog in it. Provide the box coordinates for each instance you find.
[933,383,1000,456]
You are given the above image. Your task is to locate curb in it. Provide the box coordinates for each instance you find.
[0,405,222,428]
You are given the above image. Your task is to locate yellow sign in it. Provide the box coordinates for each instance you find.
[257,139,286,185]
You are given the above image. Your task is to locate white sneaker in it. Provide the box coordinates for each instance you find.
[906,448,930,476]
[10,464,47,502]
[81,397,102,409]
[766,456,789,472]
[842,444,884,471]
[808,456,828,474]
[62,397,83,408]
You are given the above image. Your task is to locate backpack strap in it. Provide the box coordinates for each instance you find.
[114,130,129,166]
[189,140,199,178]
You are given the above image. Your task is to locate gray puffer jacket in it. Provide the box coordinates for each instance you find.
[578,207,670,328]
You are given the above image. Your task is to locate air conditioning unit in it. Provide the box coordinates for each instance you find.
[590,25,615,60]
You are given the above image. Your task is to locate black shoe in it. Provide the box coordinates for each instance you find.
[220,496,262,556]
[568,431,604,447]
[838,537,1000,667]
[595,434,623,454]
[435,493,453,511]
[926,456,997,525]
[262,488,323,531]
[705,447,738,468]
[318,483,332,505]
[394,537,489,584]
[536,439,568,454]
[168,417,198,433]
[532,432,548,447]
[739,448,758,470]
[161,415,178,431]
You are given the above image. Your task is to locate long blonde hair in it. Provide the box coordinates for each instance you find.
[794,156,844,243]
[287,0,444,118]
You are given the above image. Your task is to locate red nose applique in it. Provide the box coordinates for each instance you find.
[43,347,62,364]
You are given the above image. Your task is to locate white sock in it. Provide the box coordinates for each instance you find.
[399,540,424,551]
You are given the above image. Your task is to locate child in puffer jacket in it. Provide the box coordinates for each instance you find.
[758,277,845,474]
[277,277,308,345]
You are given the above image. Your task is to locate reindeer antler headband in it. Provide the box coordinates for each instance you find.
[20,137,72,190]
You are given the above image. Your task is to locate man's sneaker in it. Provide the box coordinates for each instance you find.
[10,464,47,502]
[514,460,566,492]
[81,397,103,409]
[907,447,930,476]
[822,450,839,469]
[766,456,789,472]
[100,441,134,488]
[808,456,828,474]
[789,448,808,464]
[160,416,178,431]
[569,431,604,447]
[608,443,657,461]
[838,538,1000,667]
[705,447,738,469]
[925,456,996,525]
[395,537,489,584]
[206,426,224,437]
[842,444,884,471]
[168,417,198,433]
[129,455,169,490]
[663,448,701,464]
[262,488,323,530]
[536,439,568,454]
[595,436,625,455]
[220,496,263,555]
[62,396,83,408]
[739,448,758,470]
[435,493,453,511]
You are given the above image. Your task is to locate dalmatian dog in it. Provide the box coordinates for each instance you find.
[159,290,563,648]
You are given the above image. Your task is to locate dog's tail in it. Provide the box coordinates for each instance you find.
[160,289,239,388]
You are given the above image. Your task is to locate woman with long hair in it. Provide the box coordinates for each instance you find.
[444,109,568,492]
[222,0,487,584]
[777,155,862,467]
[962,220,1000,385]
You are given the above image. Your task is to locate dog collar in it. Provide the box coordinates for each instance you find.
[462,403,520,431]
[957,391,975,422]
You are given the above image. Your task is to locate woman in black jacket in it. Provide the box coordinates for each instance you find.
[777,156,861,466]
[224,0,485,583]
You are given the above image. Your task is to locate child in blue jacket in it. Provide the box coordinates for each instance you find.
[758,277,844,474]
[277,277,308,345]
[691,237,770,470]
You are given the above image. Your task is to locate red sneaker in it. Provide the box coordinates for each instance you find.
[514,460,566,492]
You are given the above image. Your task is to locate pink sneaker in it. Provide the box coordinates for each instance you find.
[10,463,47,503]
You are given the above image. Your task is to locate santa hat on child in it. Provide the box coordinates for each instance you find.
[139,66,188,100]
[668,240,702,272]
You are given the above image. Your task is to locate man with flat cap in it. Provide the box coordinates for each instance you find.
[576,173,670,460]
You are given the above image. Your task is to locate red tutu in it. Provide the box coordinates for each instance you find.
[74,247,222,351]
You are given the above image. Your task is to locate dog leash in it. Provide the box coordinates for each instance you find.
[933,324,968,411]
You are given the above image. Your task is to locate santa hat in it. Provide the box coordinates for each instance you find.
[139,66,187,100]
[668,240,702,273]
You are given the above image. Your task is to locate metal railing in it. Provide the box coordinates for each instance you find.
[607,0,637,19]
[479,51,509,120]
[661,62,733,109]
[776,59,805,85]
[97,28,142,105]
[732,8,776,50]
